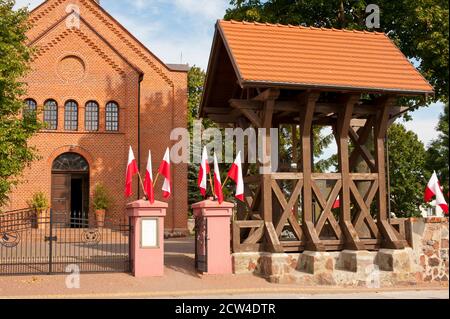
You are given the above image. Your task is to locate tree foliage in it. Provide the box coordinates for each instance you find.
[187,67,240,209]
[425,103,449,194]
[0,0,41,207]
[187,66,207,210]
[225,0,449,104]
[387,124,428,217]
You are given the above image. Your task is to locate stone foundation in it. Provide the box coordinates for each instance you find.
[232,217,449,286]
[407,217,449,282]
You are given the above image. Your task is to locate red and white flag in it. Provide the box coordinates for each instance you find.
[332,196,341,209]
[143,150,155,204]
[424,171,449,214]
[125,146,139,198]
[213,153,224,204]
[159,148,171,199]
[228,152,244,202]
[198,147,210,197]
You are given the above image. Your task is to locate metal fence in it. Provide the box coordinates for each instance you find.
[0,209,130,276]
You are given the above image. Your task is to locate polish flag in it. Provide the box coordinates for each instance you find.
[159,148,171,199]
[228,152,244,202]
[143,150,155,204]
[198,147,210,197]
[424,171,449,214]
[125,146,139,198]
[213,153,224,204]
[332,196,341,209]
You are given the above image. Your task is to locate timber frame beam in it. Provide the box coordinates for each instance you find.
[218,88,409,253]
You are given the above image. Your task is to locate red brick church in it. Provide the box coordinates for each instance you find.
[4,0,188,233]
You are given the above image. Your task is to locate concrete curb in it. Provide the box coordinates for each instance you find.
[1,286,448,299]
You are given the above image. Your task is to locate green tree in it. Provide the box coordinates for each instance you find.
[0,0,41,207]
[225,0,449,104]
[187,67,234,209]
[425,103,449,194]
[387,124,427,217]
[187,66,206,131]
[187,66,208,209]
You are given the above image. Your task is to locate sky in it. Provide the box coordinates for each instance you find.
[14,0,445,149]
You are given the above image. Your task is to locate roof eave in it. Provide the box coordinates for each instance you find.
[241,80,434,97]
[200,21,226,118]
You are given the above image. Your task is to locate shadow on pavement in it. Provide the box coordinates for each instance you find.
[164,237,201,278]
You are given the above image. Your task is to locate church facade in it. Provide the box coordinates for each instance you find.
[4,0,188,233]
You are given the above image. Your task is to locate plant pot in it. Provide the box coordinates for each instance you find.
[95,209,106,228]
[35,209,49,230]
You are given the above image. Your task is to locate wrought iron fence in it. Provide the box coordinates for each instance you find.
[0,209,130,276]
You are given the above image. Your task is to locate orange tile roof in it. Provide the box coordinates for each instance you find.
[218,20,434,95]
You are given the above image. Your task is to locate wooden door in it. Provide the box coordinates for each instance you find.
[51,174,70,213]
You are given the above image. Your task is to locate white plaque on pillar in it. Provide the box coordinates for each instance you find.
[141,218,159,248]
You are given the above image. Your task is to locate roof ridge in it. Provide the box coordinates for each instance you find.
[223,19,384,35]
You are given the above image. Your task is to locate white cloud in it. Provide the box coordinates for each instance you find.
[113,11,163,39]
[401,118,439,148]
[124,0,162,14]
[103,0,221,69]
[145,35,214,69]
[173,0,228,20]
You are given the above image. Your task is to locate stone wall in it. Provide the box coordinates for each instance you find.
[407,217,449,283]
[232,217,449,287]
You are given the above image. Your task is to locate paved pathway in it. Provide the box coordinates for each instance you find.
[177,290,449,300]
[0,237,448,299]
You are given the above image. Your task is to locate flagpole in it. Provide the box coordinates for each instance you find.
[222,176,230,189]
[137,171,147,200]
[208,171,216,199]
[153,172,160,188]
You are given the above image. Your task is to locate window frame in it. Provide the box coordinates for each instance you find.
[43,99,58,130]
[23,99,37,118]
[85,101,99,132]
[105,101,119,132]
[64,100,79,131]
[52,152,89,172]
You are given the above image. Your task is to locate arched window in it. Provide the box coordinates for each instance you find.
[85,101,99,132]
[52,153,89,172]
[24,99,37,118]
[106,101,119,131]
[44,100,58,130]
[64,100,78,131]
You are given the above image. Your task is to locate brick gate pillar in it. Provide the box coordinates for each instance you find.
[192,199,234,275]
[127,200,167,277]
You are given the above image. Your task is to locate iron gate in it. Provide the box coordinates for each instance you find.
[0,209,130,275]
[194,217,208,273]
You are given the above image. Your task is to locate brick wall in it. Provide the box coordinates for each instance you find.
[3,0,188,232]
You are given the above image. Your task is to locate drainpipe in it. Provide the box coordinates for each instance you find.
[171,85,176,233]
[137,73,144,199]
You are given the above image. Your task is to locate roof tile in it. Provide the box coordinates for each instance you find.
[218,20,434,94]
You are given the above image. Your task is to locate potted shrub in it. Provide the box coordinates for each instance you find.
[27,192,49,229]
[92,183,111,228]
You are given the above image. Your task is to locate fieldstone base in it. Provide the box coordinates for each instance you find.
[232,248,430,287]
